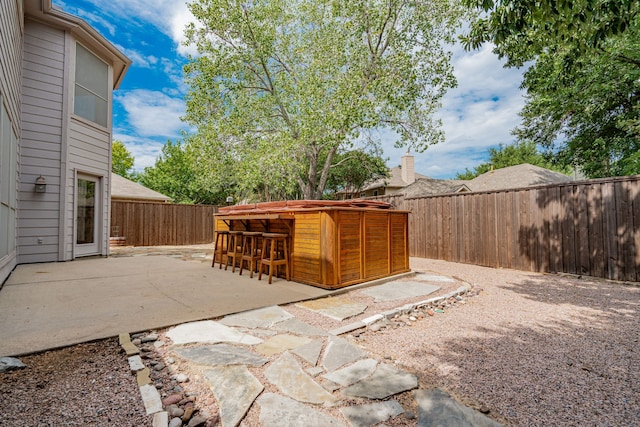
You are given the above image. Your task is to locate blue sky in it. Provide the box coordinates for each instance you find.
[55,0,527,179]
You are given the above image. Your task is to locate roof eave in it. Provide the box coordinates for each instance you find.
[24,0,131,89]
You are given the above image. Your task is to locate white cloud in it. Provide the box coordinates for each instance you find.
[112,133,164,170]
[115,89,187,138]
[71,0,197,57]
[114,45,159,69]
[380,43,527,178]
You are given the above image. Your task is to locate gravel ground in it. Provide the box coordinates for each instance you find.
[1,258,638,426]
[0,338,152,426]
[356,258,640,426]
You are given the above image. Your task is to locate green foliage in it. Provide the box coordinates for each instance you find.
[324,149,390,198]
[455,141,571,179]
[138,140,229,205]
[515,29,640,178]
[461,0,640,178]
[111,140,135,179]
[183,0,466,199]
[461,0,639,66]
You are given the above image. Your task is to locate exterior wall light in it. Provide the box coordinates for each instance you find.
[226,196,234,205]
[34,176,46,193]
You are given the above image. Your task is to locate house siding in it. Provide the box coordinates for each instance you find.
[0,0,23,283]
[63,118,112,258]
[17,19,65,264]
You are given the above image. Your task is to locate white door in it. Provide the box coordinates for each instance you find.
[75,174,101,256]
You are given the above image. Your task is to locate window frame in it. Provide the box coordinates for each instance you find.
[73,43,109,128]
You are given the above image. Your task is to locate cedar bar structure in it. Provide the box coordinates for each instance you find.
[214,200,410,289]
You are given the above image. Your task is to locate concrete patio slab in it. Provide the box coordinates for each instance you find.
[0,255,333,357]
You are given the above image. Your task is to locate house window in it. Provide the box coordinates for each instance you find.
[74,44,108,127]
[0,98,18,258]
[360,192,366,197]
[373,190,378,196]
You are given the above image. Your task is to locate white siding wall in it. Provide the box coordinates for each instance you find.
[0,0,23,283]
[17,20,65,264]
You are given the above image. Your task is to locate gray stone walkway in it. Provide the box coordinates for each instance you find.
[132,275,502,426]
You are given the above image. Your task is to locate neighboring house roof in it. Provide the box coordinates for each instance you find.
[362,165,428,192]
[111,174,173,202]
[467,163,573,192]
[402,178,471,198]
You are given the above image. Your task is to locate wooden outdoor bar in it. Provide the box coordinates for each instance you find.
[214,200,410,289]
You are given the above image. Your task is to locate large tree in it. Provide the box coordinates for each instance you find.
[138,140,228,205]
[111,140,136,179]
[183,0,465,199]
[461,0,640,178]
[324,148,390,198]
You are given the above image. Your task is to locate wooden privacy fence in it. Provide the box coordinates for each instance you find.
[110,201,218,246]
[375,176,640,282]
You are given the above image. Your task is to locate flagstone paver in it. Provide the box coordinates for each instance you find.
[218,305,293,328]
[339,400,404,427]
[255,334,312,356]
[139,383,163,415]
[415,273,456,282]
[127,355,145,371]
[148,270,496,426]
[265,352,339,406]
[204,365,264,427]
[342,363,418,399]
[321,336,365,371]
[272,317,328,336]
[415,389,503,427]
[296,297,368,321]
[173,344,268,367]
[291,339,324,366]
[165,320,262,346]
[322,358,378,387]
[258,393,345,426]
[361,280,440,302]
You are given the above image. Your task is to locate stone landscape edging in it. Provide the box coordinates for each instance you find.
[328,280,473,336]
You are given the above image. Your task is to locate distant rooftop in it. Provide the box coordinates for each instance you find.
[467,163,573,192]
[111,174,172,202]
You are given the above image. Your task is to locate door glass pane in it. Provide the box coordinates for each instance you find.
[77,178,96,245]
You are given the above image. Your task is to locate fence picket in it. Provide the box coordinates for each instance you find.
[110,201,218,246]
[374,175,639,282]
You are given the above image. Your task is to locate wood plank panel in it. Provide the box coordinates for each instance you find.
[390,213,409,273]
[110,201,217,246]
[291,212,322,284]
[363,212,389,279]
[338,211,362,284]
[587,183,605,278]
[575,185,590,275]
[602,182,618,280]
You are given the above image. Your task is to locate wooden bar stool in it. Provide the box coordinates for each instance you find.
[258,233,290,284]
[225,231,243,272]
[239,231,262,278]
[211,230,230,269]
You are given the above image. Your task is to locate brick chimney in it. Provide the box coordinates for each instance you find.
[401,150,415,184]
